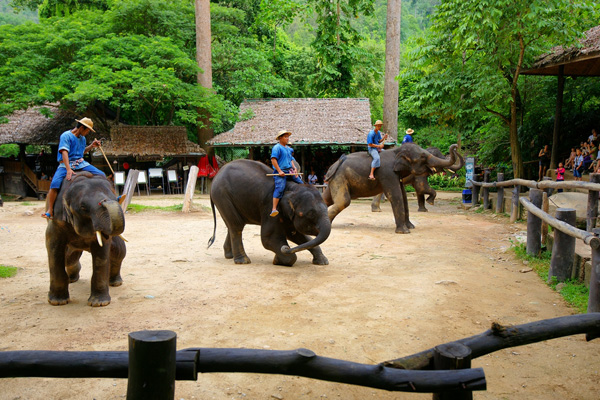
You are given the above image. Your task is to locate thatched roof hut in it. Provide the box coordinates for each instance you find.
[207,98,380,147]
[99,126,205,158]
[523,25,600,76]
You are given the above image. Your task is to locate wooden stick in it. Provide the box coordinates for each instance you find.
[266,173,304,176]
[97,144,115,176]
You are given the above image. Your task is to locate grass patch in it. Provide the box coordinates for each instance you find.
[126,203,183,213]
[0,265,18,278]
[510,241,588,313]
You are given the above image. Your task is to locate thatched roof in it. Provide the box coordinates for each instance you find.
[207,98,380,147]
[523,25,600,76]
[99,126,206,157]
[0,105,89,145]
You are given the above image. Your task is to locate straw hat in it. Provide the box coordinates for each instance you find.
[275,130,292,140]
[76,117,96,132]
[374,120,383,126]
[406,128,414,135]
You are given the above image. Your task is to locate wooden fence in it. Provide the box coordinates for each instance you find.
[2,314,600,399]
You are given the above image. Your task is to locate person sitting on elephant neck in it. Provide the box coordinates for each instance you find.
[271,130,303,217]
[367,120,388,180]
[402,128,414,144]
[42,118,106,219]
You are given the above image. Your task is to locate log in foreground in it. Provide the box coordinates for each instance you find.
[383,313,600,370]
[0,348,485,393]
[470,177,600,192]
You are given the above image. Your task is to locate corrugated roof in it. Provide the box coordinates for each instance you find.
[207,98,382,147]
[99,125,206,157]
[523,25,600,76]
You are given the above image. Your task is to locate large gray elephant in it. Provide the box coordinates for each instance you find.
[45,173,126,307]
[371,146,464,213]
[208,159,331,267]
[323,143,461,233]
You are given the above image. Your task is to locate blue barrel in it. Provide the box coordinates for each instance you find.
[462,189,472,203]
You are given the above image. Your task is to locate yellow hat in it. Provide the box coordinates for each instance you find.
[275,130,292,140]
[406,128,414,135]
[75,117,96,132]
[374,120,383,126]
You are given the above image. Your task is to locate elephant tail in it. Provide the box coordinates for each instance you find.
[207,197,217,249]
[324,154,347,182]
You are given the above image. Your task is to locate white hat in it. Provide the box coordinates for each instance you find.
[406,128,414,135]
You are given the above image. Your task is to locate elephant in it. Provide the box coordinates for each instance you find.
[208,159,331,267]
[323,143,462,233]
[45,172,126,307]
[371,146,464,213]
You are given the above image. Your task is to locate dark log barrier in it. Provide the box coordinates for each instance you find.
[587,174,600,232]
[495,173,504,214]
[510,185,520,223]
[471,174,480,205]
[548,209,577,283]
[589,228,600,318]
[432,343,473,400]
[383,313,600,371]
[526,189,544,256]
[471,177,600,191]
[482,170,490,210]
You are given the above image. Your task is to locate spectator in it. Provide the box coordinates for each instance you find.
[565,147,576,170]
[307,168,318,185]
[588,128,599,145]
[538,144,550,181]
[574,148,584,181]
[556,162,565,193]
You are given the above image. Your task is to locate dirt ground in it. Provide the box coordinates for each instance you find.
[0,192,599,400]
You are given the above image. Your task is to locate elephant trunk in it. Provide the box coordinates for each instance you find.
[281,216,331,255]
[94,200,125,246]
[448,151,465,172]
[426,144,459,169]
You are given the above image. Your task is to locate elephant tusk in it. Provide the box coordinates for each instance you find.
[119,234,128,242]
[96,231,103,247]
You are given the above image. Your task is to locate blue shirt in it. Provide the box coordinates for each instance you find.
[56,130,91,170]
[271,143,295,171]
[402,134,413,143]
[367,129,382,147]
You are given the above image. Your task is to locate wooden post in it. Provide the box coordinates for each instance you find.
[127,330,177,400]
[587,173,600,232]
[482,169,490,210]
[510,185,520,223]
[495,173,504,214]
[541,192,549,247]
[471,174,480,205]
[432,342,473,400]
[120,170,139,212]
[526,189,544,256]
[549,208,576,283]
[182,166,199,213]
[589,228,600,314]
[542,176,554,197]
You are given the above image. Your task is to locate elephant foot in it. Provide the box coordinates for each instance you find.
[224,251,233,259]
[371,207,382,212]
[407,220,415,229]
[273,253,297,267]
[88,293,111,307]
[110,275,123,287]
[48,293,70,306]
[312,255,329,265]
[417,207,428,212]
[426,199,435,206]
[395,226,411,234]
[234,255,251,264]
[68,272,80,283]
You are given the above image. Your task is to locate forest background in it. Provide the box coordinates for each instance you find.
[0,0,599,180]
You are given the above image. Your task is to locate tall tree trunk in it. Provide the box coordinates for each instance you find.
[383,0,401,143]
[551,65,565,169]
[195,0,213,154]
[509,35,525,179]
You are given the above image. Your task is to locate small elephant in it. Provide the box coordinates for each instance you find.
[323,144,462,233]
[208,159,331,266]
[45,173,126,307]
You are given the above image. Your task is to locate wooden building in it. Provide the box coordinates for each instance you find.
[207,98,387,183]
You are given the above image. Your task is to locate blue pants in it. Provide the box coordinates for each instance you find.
[368,147,381,168]
[50,165,106,189]
[273,170,303,198]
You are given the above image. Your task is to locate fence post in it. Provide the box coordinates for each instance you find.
[589,229,600,314]
[510,185,520,223]
[542,176,554,197]
[472,174,480,205]
[482,169,490,210]
[526,189,544,256]
[495,173,504,214]
[432,342,473,400]
[587,173,600,232]
[541,192,549,247]
[127,330,177,400]
[548,208,577,283]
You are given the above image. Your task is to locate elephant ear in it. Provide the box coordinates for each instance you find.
[393,152,411,173]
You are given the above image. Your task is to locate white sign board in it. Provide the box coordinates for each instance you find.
[465,157,475,188]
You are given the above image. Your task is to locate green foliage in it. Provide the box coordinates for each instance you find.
[0,265,17,278]
[0,144,19,157]
[427,172,465,190]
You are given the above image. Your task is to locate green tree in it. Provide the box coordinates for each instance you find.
[400,0,599,178]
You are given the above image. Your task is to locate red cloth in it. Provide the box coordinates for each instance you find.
[208,156,219,178]
[198,156,209,177]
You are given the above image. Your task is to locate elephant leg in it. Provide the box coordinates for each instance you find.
[109,237,126,287]
[287,231,329,265]
[65,247,82,283]
[327,186,351,222]
[46,225,70,305]
[417,194,428,212]
[402,184,415,230]
[426,191,436,205]
[226,224,251,264]
[223,231,233,259]
[371,193,383,212]
[261,225,297,267]
[384,184,411,234]
[88,241,112,307]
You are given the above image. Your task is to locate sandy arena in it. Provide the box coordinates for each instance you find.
[0,192,599,399]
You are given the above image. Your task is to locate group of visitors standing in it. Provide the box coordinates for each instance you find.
[561,128,600,182]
